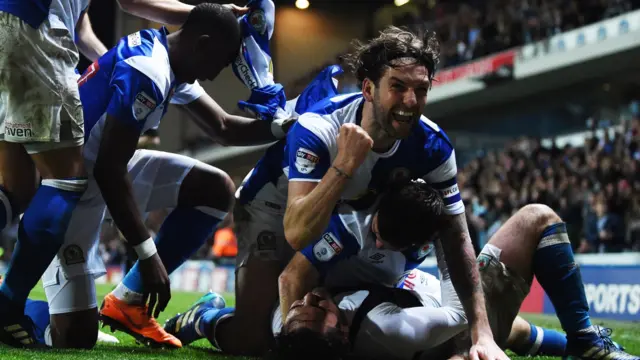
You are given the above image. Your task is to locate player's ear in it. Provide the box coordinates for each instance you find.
[362,78,375,102]
[371,212,379,233]
[195,34,212,51]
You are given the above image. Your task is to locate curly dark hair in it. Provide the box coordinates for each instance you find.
[377,179,444,249]
[342,26,440,86]
[181,3,241,64]
[265,327,350,360]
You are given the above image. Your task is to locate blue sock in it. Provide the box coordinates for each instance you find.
[513,323,567,356]
[533,223,592,335]
[0,185,17,232]
[121,207,224,297]
[199,307,234,348]
[0,178,87,314]
[24,299,50,345]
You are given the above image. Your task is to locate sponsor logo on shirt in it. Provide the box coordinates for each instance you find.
[128,32,142,47]
[234,47,258,89]
[133,92,157,120]
[4,123,33,139]
[295,147,319,174]
[313,232,343,262]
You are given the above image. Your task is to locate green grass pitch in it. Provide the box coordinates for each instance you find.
[0,284,637,359]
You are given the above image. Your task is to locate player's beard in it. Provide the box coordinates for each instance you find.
[372,93,415,141]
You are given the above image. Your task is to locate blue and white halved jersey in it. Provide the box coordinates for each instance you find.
[77,28,204,163]
[0,0,89,37]
[238,93,464,216]
[300,202,435,288]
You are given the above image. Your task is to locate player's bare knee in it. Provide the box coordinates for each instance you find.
[517,203,562,238]
[179,163,235,212]
[50,310,98,349]
[506,316,531,350]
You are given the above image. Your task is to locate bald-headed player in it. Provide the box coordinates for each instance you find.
[35,3,293,350]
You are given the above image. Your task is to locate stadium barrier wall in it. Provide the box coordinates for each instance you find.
[1,253,638,322]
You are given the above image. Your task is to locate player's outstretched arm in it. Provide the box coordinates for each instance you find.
[94,115,151,249]
[117,1,248,26]
[178,94,293,146]
[75,11,108,62]
[94,115,171,318]
[438,213,508,360]
[278,252,320,321]
[117,0,193,25]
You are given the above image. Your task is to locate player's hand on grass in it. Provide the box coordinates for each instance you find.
[469,335,510,360]
[139,253,171,318]
[334,123,373,176]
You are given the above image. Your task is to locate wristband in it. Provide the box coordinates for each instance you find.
[133,237,157,260]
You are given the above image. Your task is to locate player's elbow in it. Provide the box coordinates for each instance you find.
[283,220,308,252]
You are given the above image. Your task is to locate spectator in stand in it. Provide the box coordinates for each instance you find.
[458,102,640,254]
[281,0,636,103]
[212,214,238,266]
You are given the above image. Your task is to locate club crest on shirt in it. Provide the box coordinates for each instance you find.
[313,232,343,262]
[477,253,493,270]
[416,243,434,258]
[249,9,267,35]
[295,147,319,174]
[133,92,156,120]
[63,245,85,265]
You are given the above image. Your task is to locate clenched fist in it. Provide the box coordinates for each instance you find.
[334,123,374,175]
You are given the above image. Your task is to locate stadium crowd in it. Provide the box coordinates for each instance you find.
[461,113,640,254]
[393,0,637,69]
[289,0,638,97]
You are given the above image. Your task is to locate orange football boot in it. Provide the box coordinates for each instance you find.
[99,293,181,348]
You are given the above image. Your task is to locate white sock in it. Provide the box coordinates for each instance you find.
[112,283,144,305]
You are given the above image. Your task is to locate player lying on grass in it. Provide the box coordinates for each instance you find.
[35,2,298,350]
[72,0,342,350]
[165,180,639,360]
[99,0,351,351]
[216,20,505,360]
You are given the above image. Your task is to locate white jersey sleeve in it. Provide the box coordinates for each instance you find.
[285,113,337,182]
[354,267,467,359]
[170,81,205,105]
[418,118,464,215]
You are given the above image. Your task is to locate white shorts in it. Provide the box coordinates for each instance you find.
[234,198,291,268]
[0,12,84,153]
[478,244,530,348]
[42,150,198,314]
